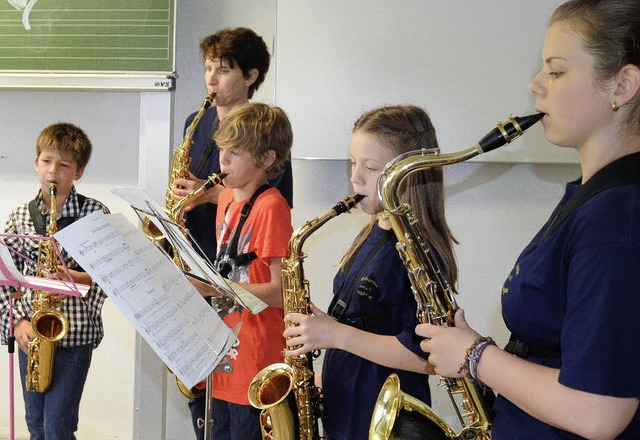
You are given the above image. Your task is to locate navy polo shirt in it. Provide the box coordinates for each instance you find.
[496,155,640,439]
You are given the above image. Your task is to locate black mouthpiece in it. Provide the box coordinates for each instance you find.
[478,113,544,153]
[204,172,227,189]
[333,194,364,215]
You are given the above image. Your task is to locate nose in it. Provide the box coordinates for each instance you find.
[350,163,363,186]
[219,149,230,165]
[205,70,217,87]
[528,69,543,96]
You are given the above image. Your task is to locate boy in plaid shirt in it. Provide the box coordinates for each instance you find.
[0,122,109,440]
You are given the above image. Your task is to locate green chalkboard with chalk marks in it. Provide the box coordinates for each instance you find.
[0,0,175,90]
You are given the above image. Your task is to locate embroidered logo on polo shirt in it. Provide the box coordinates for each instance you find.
[503,263,521,295]
[357,276,377,299]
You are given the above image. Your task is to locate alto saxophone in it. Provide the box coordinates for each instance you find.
[26,182,69,393]
[369,114,543,440]
[140,93,223,399]
[170,171,226,400]
[143,92,215,248]
[248,194,364,440]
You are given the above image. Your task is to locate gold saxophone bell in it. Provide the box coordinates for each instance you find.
[248,363,297,439]
[370,374,455,440]
[31,308,69,343]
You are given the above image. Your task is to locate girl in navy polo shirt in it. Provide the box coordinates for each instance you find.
[283,105,459,440]
[418,1,640,438]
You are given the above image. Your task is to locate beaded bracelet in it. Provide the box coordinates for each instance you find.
[458,336,496,389]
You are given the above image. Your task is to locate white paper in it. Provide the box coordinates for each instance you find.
[54,211,234,388]
[110,186,266,314]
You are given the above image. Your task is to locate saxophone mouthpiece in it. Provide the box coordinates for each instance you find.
[332,194,364,215]
[203,172,228,190]
[478,113,544,154]
[202,92,216,111]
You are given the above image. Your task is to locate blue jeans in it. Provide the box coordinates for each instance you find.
[18,345,93,440]
[210,398,262,440]
[188,395,206,440]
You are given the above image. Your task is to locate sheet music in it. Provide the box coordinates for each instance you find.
[54,211,234,388]
[111,185,266,314]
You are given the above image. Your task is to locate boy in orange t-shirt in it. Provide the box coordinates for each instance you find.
[192,102,293,440]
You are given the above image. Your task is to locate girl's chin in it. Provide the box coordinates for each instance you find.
[359,203,377,215]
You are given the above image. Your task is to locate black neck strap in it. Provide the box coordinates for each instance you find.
[218,184,270,265]
[328,228,393,327]
[543,152,640,241]
[28,193,86,236]
[192,115,220,178]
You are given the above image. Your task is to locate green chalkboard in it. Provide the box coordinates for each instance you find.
[0,0,175,73]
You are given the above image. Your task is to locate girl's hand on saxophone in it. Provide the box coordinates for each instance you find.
[416,309,482,378]
[283,303,340,355]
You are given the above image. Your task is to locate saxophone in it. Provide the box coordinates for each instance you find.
[26,182,69,393]
[143,92,215,246]
[170,171,226,399]
[140,93,222,398]
[369,113,543,440]
[248,194,364,440]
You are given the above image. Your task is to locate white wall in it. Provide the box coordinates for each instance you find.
[1,1,583,439]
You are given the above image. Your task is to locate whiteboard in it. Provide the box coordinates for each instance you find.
[275,0,577,163]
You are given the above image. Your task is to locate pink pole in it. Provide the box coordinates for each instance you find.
[8,294,15,440]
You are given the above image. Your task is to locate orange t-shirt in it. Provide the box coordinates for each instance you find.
[212,187,292,405]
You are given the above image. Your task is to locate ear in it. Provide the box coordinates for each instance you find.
[74,166,85,181]
[245,68,259,87]
[34,155,39,170]
[613,63,640,107]
[260,149,276,170]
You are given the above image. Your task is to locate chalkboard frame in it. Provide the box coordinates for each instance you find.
[0,0,177,91]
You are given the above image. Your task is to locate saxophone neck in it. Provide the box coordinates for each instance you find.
[288,194,364,257]
[169,173,227,225]
[184,93,215,140]
[379,113,543,214]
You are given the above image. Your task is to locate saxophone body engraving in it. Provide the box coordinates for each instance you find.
[369,114,543,440]
[248,194,364,440]
[26,182,69,393]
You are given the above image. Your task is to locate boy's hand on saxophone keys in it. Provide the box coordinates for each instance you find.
[14,318,35,353]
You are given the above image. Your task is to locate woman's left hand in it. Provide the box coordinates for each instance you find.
[416,309,483,377]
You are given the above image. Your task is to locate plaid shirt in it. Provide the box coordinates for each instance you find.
[0,186,109,348]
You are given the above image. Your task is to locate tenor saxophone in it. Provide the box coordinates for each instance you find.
[248,194,364,440]
[26,182,70,393]
[369,114,543,440]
